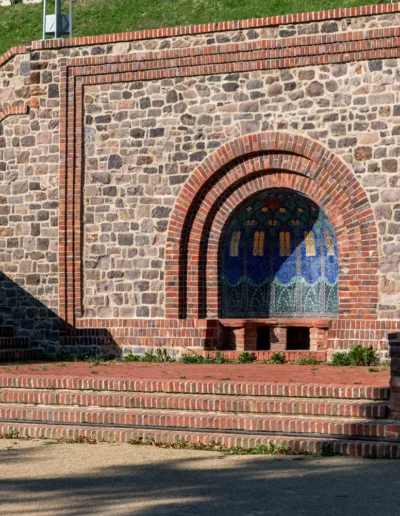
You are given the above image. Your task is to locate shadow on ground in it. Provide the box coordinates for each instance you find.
[0,443,399,516]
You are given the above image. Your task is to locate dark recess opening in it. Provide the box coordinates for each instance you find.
[257,326,271,350]
[287,327,310,350]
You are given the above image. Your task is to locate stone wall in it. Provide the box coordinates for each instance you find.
[2,3,400,352]
[83,60,400,320]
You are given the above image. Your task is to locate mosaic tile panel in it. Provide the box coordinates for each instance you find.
[220,189,339,318]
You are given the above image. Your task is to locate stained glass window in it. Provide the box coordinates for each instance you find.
[324,230,335,256]
[220,188,339,318]
[279,232,290,256]
[253,231,265,256]
[230,231,241,257]
[304,231,316,257]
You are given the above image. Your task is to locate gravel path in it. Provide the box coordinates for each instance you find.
[0,439,398,516]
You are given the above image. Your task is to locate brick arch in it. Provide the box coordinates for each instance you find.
[189,168,365,319]
[204,174,357,320]
[165,132,378,321]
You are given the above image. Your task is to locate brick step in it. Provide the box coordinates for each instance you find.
[0,404,399,440]
[0,375,389,400]
[0,389,388,419]
[0,338,30,349]
[0,327,15,338]
[1,422,399,458]
[0,349,43,362]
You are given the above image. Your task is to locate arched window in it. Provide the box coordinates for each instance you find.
[304,231,316,256]
[279,232,290,256]
[253,231,265,256]
[230,231,241,257]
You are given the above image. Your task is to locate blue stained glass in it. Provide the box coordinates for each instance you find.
[300,231,322,285]
[220,188,339,318]
[224,229,244,285]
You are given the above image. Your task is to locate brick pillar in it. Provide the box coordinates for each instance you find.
[270,327,287,351]
[232,326,257,352]
[310,327,328,351]
[389,337,400,420]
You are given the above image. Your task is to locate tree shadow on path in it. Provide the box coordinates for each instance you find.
[0,444,399,516]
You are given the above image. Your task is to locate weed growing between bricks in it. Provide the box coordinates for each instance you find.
[42,436,98,445]
[127,436,311,456]
[0,429,22,439]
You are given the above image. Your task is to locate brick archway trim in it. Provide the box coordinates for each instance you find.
[165,132,378,320]
[0,105,29,124]
[204,173,368,320]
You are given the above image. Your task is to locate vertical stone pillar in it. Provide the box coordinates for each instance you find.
[232,326,257,352]
[389,336,400,420]
[270,327,287,351]
[310,327,328,351]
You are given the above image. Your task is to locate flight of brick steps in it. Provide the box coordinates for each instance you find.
[0,327,43,362]
[0,375,399,458]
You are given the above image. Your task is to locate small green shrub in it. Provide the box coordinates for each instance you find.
[296,356,319,366]
[179,353,206,364]
[3,429,19,439]
[128,436,307,455]
[330,352,351,366]
[179,351,231,364]
[141,348,174,362]
[348,345,377,366]
[212,351,230,364]
[330,345,377,367]
[123,353,141,362]
[270,352,286,364]
[237,352,256,363]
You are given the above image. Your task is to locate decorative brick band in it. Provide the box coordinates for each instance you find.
[201,173,373,321]
[0,45,26,69]
[0,105,29,124]
[30,2,400,51]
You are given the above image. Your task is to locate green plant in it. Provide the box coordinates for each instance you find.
[270,352,286,364]
[212,351,230,364]
[320,442,335,457]
[330,345,377,367]
[348,345,377,366]
[128,436,309,455]
[330,352,351,366]
[238,352,256,363]
[179,351,231,364]
[179,353,206,364]
[122,353,141,362]
[64,436,97,444]
[2,429,19,439]
[142,348,174,362]
[296,356,319,365]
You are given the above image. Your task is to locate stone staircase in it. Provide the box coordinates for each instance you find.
[0,327,42,362]
[0,374,398,457]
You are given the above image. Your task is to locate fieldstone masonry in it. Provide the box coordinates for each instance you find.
[3,4,400,354]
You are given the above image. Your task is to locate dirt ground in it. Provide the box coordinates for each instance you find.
[0,438,398,516]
